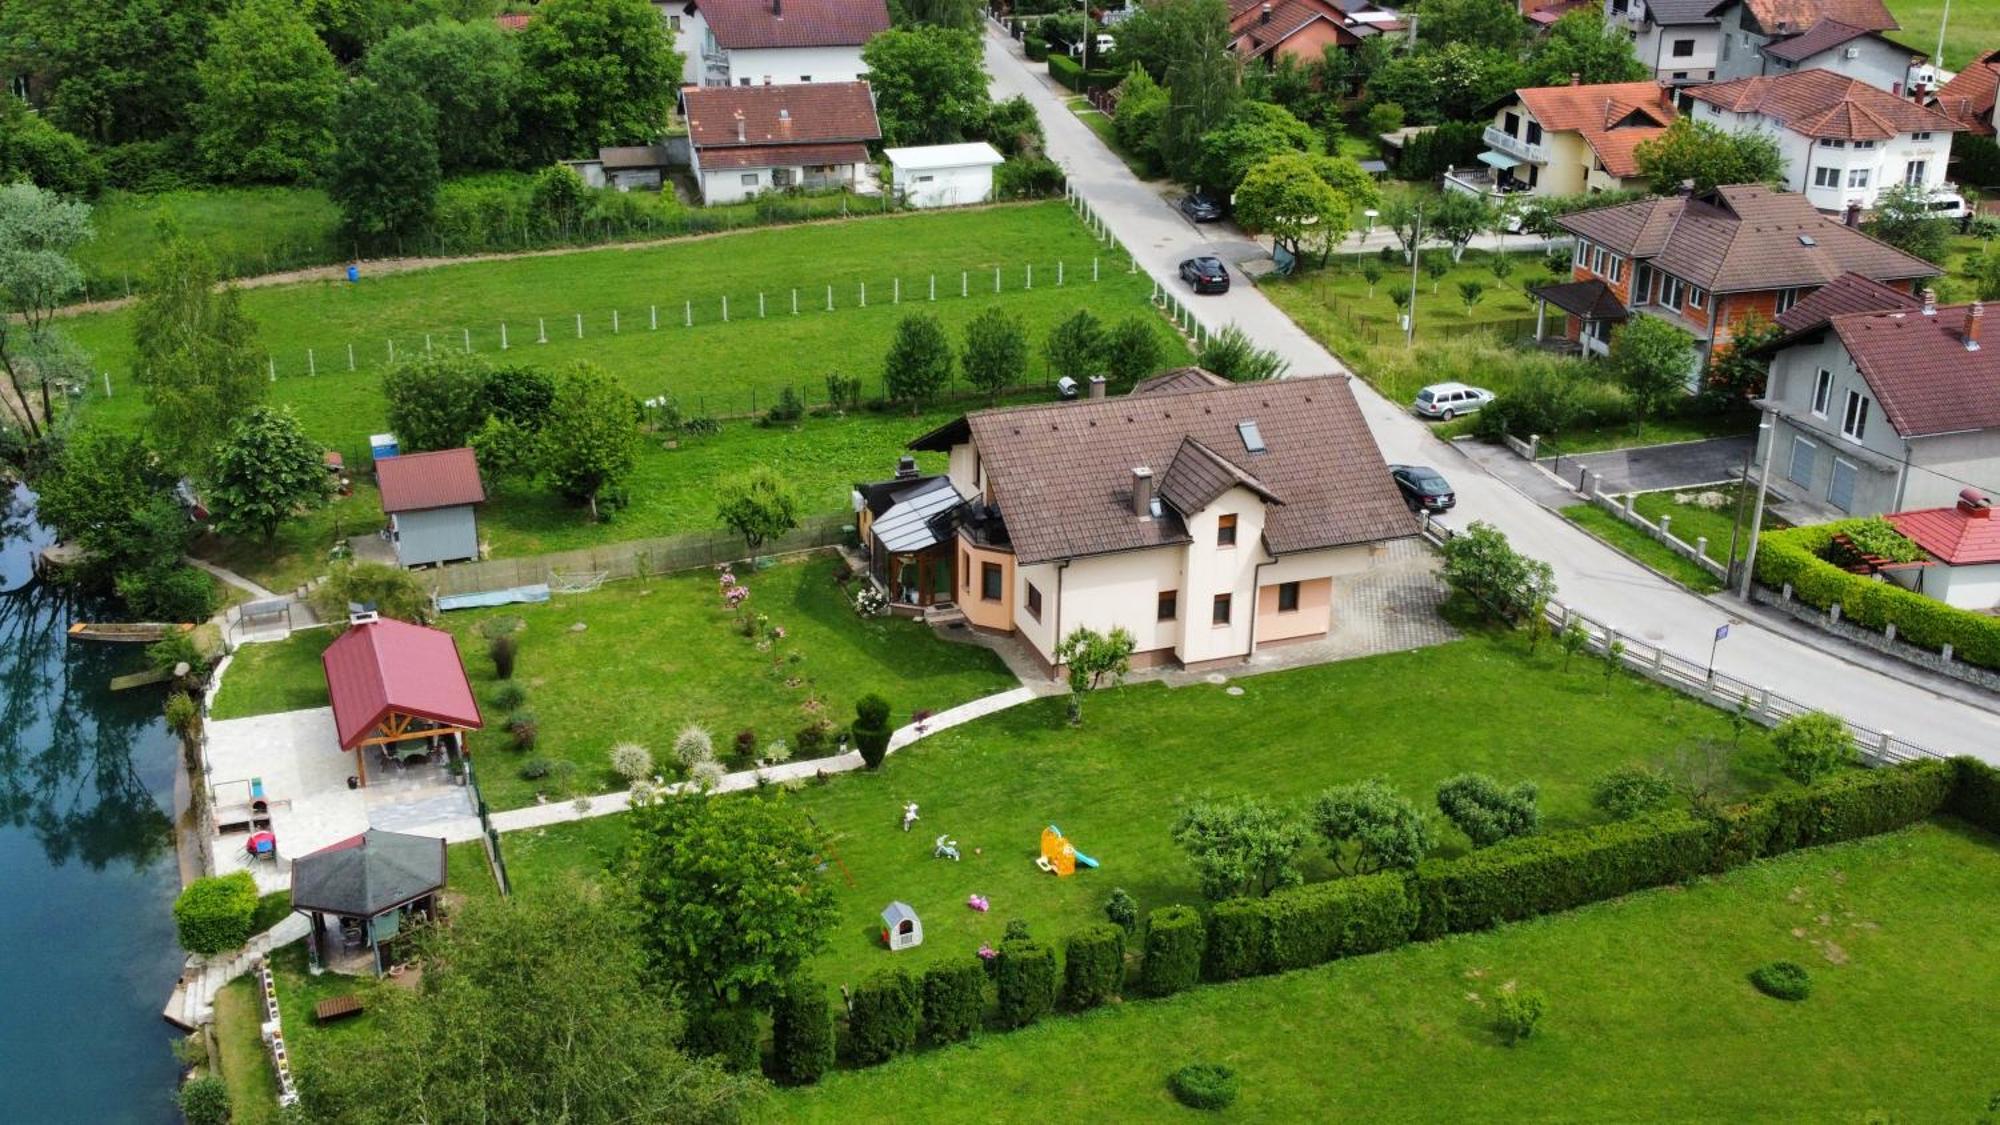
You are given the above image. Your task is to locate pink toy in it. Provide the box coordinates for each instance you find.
[966,894,989,912]
[977,943,997,961]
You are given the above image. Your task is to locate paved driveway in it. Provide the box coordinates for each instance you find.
[984,27,2000,757]
[1540,435,1756,496]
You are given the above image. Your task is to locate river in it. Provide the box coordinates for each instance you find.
[0,483,184,1122]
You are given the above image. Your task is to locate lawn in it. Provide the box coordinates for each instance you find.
[73,187,343,298]
[776,819,2000,1121]
[211,628,338,721]
[212,978,282,1125]
[484,630,1792,984]
[1269,248,1546,347]
[1564,504,1728,593]
[1886,0,1997,70]
[1631,484,1790,566]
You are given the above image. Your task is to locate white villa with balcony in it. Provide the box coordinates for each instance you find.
[677,0,888,88]
[1446,81,1676,204]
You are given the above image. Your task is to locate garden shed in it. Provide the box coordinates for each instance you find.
[292,828,446,976]
[376,447,485,568]
[884,143,1005,209]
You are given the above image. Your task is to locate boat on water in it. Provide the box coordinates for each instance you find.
[66,622,194,644]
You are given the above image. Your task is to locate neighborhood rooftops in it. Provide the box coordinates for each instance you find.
[1687,71,1961,141]
[322,618,484,751]
[1772,270,1919,334]
[683,81,880,152]
[908,373,1416,566]
[375,448,485,514]
[1702,0,1896,33]
[1556,184,1938,295]
[1640,0,1722,23]
[1932,49,2000,136]
[1888,492,2000,565]
[693,0,890,49]
[1511,81,1677,180]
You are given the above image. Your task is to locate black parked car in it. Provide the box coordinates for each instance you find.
[1179,256,1230,294]
[1390,464,1455,512]
[1178,193,1226,222]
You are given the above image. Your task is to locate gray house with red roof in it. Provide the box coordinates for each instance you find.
[376,448,485,568]
[1706,0,1915,91]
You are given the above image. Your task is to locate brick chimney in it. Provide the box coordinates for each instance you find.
[1088,375,1107,400]
[733,109,745,143]
[1922,287,1937,316]
[1132,467,1155,518]
[1968,300,1984,351]
[1844,201,1862,227]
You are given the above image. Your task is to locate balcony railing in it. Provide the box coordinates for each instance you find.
[1483,125,1548,165]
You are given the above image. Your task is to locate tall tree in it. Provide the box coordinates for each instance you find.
[0,183,93,455]
[961,305,1029,401]
[1233,151,1345,263]
[1431,189,1493,262]
[1157,16,1241,187]
[1193,101,1316,197]
[34,432,190,588]
[1866,182,1953,265]
[1525,8,1652,87]
[715,466,800,551]
[1366,42,1523,124]
[1116,0,1229,82]
[1414,0,1525,52]
[382,353,492,453]
[329,79,442,240]
[303,0,402,64]
[891,0,980,29]
[193,0,343,183]
[0,97,106,197]
[363,19,523,171]
[0,0,231,144]
[208,406,332,543]
[883,313,955,408]
[1611,314,1698,426]
[862,27,990,147]
[130,233,264,477]
[516,0,682,163]
[1633,118,1783,194]
[539,362,639,519]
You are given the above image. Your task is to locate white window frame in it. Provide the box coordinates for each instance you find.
[1810,367,1833,416]
[1688,285,1708,311]
[1841,389,1870,441]
[1776,287,1802,315]
[739,172,760,186]
[1607,254,1625,283]
[1912,131,1932,141]
[1848,168,1870,189]
[1904,159,1926,186]
[1660,273,1686,308]
[1813,166,1840,188]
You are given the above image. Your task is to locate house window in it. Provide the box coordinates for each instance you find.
[1841,390,1870,441]
[1212,593,1232,626]
[1848,168,1870,189]
[740,173,759,185]
[1688,285,1708,311]
[1607,254,1625,283]
[1829,458,1858,511]
[981,561,1002,602]
[1660,273,1686,308]
[1158,590,1178,621]
[1026,582,1043,620]
[1276,581,1300,613]
[1854,140,1876,150]
[799,75,812,82]
[1811,368,1833,416]
[739,77,752,86]
[1905,160,1926,185]
[668,15,681,29]
[1819,138,1846,148]
[1217,513,1237,547]
[1912,131,1932,141]
[1525,121,1542,145]
[1503,111,1521,137]
[1814,166,1841,188]
[962,550,970,591]
[1575,239,1592,269]
[1634,263,1655,304]
[1775,287,1802,314]
[1672,38,1695,57]
[1591,244,1607,274]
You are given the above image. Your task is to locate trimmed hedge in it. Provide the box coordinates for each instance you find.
[1063,924,1124,1010]
[996,940,1059,1028]
[688,1004,760,1073]
[921,959,987,1044]
[1169,1063,1240,1110]
[1755,523,2000,669]
[1141,905,1205,997]
[1203,898,1266,982]
[173,871,259,956]
[1750,960,1812,1001]
[1751,757,1954,857]
[1025,34,1049,61]
[1049,52,1084,91]
[1258,873,1413,972]
[1950,756,2000,834]
[847,969,919,1066]
[770,979,835,1086]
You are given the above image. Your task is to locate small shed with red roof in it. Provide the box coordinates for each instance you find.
[1885,490,2000,610]
[376,447,485,568]
[321,615,483,785]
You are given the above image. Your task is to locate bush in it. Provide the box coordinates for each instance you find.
[117,564,219,623]
[173,872,259,956]
[1950,756,2000,835]
[1754,522,2000,669]
[769,978,835,1085]
[764,385,805,425]
[1168,1063,1239,1110]
[852,693,892,769]
[1024,33,1049,61]
[1203,898,1267,982]
[996,940,1058,1028]
[1436,773,1540,848]
[609,742,653,782]
[995,156,1065,200]
[489,634,518,679]
[847,968,920,1066]
[1591,764,1674,820]
[489,682,527,712]
[176,1074,232,1125]
[793,719,833,759]
[1257,874,1413,972]
[1104,887,1139,934]
[921,959,987,1044]
[1063,924,1125,1009]
[1749,960,1811,1001]
[1772,711,1855,786]
[1140,904,1206,997]
[1494,987,1548,1045]
[309,562,432,631]
[1049,52,1084,91]
[518,757,553,780]
[686,1004,759,1072]
[734,729,758,757]
[508,710,539,751]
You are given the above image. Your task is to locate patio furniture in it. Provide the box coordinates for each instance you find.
[314,995,364,1024]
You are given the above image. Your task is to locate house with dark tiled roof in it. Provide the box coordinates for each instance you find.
[1532,184,1937,367]
[682,81,880,204]
[1224,0,1404,69]
[679,0,889,88]
[1706,0,1917,91]
[851,371,1419,676]
[1751,277,2000,517]
[1685,69,1964,213]
[1452,80,1678,202]
[1606,0,1721,87]
[1928,49,2000,138]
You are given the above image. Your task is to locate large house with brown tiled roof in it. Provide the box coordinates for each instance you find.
[1706,0,1917,91]
[1453,80,1678,202]
[1685,69,1964,213]
[1225,0,1404,69]
[683,81,880,204]
[1751,276,2000,516]
[1533,183,1936,367]
[1929,49,2000,138]
[851,371,1419,676]
[678,0,889,88]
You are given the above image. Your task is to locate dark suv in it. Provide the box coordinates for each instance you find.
[1178,193,1226,222]
[1179,256,1230,294]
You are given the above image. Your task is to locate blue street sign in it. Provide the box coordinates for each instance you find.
[1714,623,1730,641]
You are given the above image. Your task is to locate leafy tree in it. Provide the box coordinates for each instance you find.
[1365,101,1405,137]
[304,0,409,64]
[300,886,754,1123]
[1113,67,1171,171]
[1194,101,1316,197]
[517,0,683,163]
[34,432,190,583]
[1368,43,1523,124]
[1200,324,1288,381]
[1525,8,1651,87]
[1115,0,1229,82]
[1362,261,1384,296]
[1043,309,1108,383]
[482,365,558,429]
[1425,255,1451,293]
[530,163,590,233]
[1968,247,2000,302]
[983,94,1045,158]
[365,18,522,171]
[1233,152,1344,264]
[1312,778,1435,875]
[130,233,264,476]
[1703,314,1781,409]
[1104,316,1167,388]
[0,183,93,454]
[621,788,838,1009]
[1590,764,1674,819]
[1634,118,1783,195]
[884,313,955,408]
[1383,192,1431,262]
[1171,796,1314,899]
[1438,520,1556,623]
[1432,189,1492,262]
[329,79,441,239]
[209,406,332,543]
[1435,773,1540,847]
[1867,182,1953,265]
[961,305,1029,401]
[892,0,981,31]
[1459,280,1486,312]
[193,0,343,182]
[540,362,639,519]
[1157,15,1241,186]
[308,562,434,630]
[863,27,991,147]
[1611,314,1697,427]
[0,97,105,196]
[1054,626,1135,724]
[715,466,800,551]
[0,0,230,145]
[1415,0,1525,52]
[382,353,492,453]
[1772,711,1855,785]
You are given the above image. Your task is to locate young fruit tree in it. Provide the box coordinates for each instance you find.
[1054,626,1135,724]
[714,466,800,552]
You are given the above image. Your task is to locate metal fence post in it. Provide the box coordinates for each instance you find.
[347,343,356,371]
[308,349,316,376]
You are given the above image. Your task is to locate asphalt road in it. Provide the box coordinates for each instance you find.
[984,28,2000,760]
[1542,435,1758,496]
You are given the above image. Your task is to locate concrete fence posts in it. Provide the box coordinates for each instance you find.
[501,323,509,349]
[759,293,765,318]
[650,305,658,330]
[1093,257,1099,282]
[425,334,433,356]
[929,275,936,301]
[893,278,900,304]
[685,301,692,327]
[1695,536,1708,562]
[1026,264,1033,289]
[962,271,968,297]
[347,344,356,371]
[611,311,618,335]
[722,295,729,322]
[860,282,866,308]
[792,289,799,315]
[537,318,548,344]
[463,328,472,352]
[103,372,112,397]
[387,339,396,363]
[267,357,276,382]
[1658,514,1671,540]
[994,266,1001,293]
[307,349,316,377]
[1057,261,1064,286]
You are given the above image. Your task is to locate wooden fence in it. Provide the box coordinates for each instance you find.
[426,512,853,598]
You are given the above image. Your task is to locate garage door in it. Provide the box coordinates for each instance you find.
[1828,458,1857,512]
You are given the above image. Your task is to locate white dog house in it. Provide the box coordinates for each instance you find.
[881,901,922,951]
[885,143,1005,209]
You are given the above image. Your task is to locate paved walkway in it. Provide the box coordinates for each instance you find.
[985,25,2000,762]
[1540,435,1756,496]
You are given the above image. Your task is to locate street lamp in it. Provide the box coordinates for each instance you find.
[1737,411,1777,601]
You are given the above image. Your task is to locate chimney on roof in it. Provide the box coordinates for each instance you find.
[1968,301,1984,351]
[1676,178,1694,196]
[773,0,782,15]
[1132,467,1155,518]
[894,455,919,480]
[1922,287,1937,316]
[1570,72,1581,87]
[1844,201,1862,228]
[734,109,745,143]
[1260,2,1272,22]
[1088,375,1107,400]
[1959,487,1993,517]
[347,602,379,627]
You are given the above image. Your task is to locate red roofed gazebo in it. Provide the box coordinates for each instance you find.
[321,615,483,786]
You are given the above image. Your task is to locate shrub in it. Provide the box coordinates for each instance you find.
[687,1004,760,1072]
[1749,960,1811,1001]
[1063,924,1125,1009]
[847,968,920,1066]
[793,719,833,759]
[1436,773,1540,848]
[995,156,1065,200]
[996,940,1058,1028]
[1494,987,1548,1045]
[173,872,258,956]
[518,757,553,780]
[1591,764,1674,820]
[1024,33,1049,61]
[1754,522,2000,669]
[309,561,431,631]
[764,385,805,425]
[1949,757,2000,835]
[489,634,518,679]
[1048,52,1084,91]
[1104,887,1139,934]
[770,978,836,1085]
[117,564,219,623]
[177,1074,231,1125]
[852,693,892,769]
[921,959,987,1044]
[147,631,208,679]
[1140,904,1206,997]
[1750,758,1953,857]
[1203,898,1267,982]
[1258,874,1413,972]
[1168,1063,1239,1110]
[673,724,716,768]
[1772,712,1855,786]
[609,742,653,782]
[508,710,539,751]
[734,729,758,757]
[489,682,527,712]
[1313,778,1436,874]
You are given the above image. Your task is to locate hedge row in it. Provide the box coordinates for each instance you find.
[1950,756,2000,835]
[1063,924,1124,1010]
[1754,523,2000,669]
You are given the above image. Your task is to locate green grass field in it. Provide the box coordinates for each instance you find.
[1887,0,1997,70]
[1564,504,1727,592]
[73,187,344,297]
[212,979,283,1125]
[775,819,2000,1121]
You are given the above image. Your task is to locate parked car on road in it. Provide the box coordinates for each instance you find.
[1412,382,1494,421]
[1179,256,1230,294]
[1390,465,1456,512]
[1178,193,1226,223]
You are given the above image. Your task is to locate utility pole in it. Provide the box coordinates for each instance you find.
[1405,206,1423,348]
[1935,0,1951,65]
[1738,412,1778,601]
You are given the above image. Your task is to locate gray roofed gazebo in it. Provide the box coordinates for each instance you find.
[292,828,447,976]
